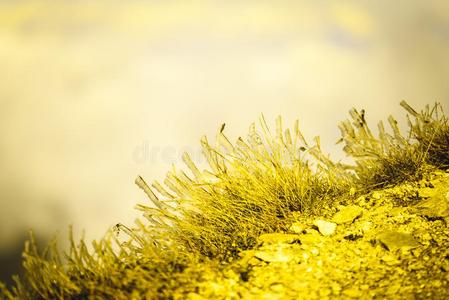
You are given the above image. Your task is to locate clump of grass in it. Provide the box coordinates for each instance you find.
[401,101,449,169]
[1,228,207,299]
[1,115,351,299]
[144,116,352,258]
[338,101,448,189]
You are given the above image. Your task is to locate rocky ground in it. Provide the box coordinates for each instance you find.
[181,170,449,299]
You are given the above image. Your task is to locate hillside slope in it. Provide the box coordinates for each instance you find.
[1,102,448,299]
[185,170,449,299]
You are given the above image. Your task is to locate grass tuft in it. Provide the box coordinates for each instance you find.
[338,101,448,189]
[401,101,449,169]
[134,115,351,258]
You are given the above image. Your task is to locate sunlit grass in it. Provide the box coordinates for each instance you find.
[1,101,448,299]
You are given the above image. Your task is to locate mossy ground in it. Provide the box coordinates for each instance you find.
[1,102,449,299]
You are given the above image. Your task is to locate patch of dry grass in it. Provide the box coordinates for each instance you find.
[2,102,448,299]
[338,101,448,189]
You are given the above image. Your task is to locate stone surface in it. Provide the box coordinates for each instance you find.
[377,231,420,251]
[414,192,449,218]
[257,233,301,245]
[288,222,304,234]
[313,219,337,236]
[359,221,373,233]
[418,187,437,198]
[331,205,364,224]
[299,233,322,245]
[254,245,301,263]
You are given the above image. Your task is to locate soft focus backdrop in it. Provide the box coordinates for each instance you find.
[1,0,449,283]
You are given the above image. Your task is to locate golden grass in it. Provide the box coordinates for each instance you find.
[1,102,448,299]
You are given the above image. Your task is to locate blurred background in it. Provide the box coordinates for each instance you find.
[1,0,449,284]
